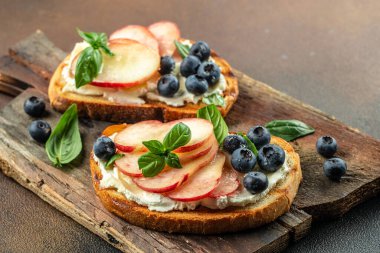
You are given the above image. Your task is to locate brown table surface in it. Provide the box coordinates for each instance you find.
[1,0,379,252]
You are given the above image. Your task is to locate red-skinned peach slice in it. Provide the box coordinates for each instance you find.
[90,39,159,87]
[148,21,180,56]
[109,25,159,53]
[102,124,127,137]
[114,118,214,154]
[166,152,225,201]
[176,134,215,162]
[115,152,144,177]
[133,140,218,193]
[209,167,240,198]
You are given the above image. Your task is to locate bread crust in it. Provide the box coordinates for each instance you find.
[90,136,302,234]
[49,47,239,123]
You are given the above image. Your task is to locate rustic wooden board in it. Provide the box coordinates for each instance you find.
[1,31,379,252]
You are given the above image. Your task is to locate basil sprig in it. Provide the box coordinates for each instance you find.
[45,104,82,167]
[202,93,226,107]
[174,40,190,59]
[75,29,114,88]
[138,123,191,177]
[265,119,315,141]
[197,104,228,145]
[105,153,124,169]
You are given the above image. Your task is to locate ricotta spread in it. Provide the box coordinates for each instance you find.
[61,40,227,107]
[94,134,291,212]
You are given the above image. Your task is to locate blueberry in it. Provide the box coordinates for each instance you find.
[24,96,46,117]
[28,120,51,143]
[185,75,208,96]
[243,171,268,194]
[323,157,347,181]
[189,41,211,61]
[197,61,221,86]
[247,126,271,150]
[159,56,175,75]
[223,134,247,154]
[231,148,257,173]
[180,55,201,77]
[316,136,337,158]
[157,74,179,97]
[257,144,285,172]
[94,136,116,160]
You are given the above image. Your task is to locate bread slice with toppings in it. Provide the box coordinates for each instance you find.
[48,22,239,123]
[90,124,302,234]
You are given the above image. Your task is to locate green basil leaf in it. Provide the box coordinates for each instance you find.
[142,140,166,155]
[202,93,226,107]
[105,153,124,169]
[265,119,315,141]
[138,152,166,177]
[77,28,113,54]
[163,123,191,151]
[197,104,228,145]
[237,133,258,156]
[75,47,102,88]
[45,104,82,167]
[165,153,182,168]
[174,40,190,59]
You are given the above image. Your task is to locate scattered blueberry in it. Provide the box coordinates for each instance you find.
[157,74,179,97]
[243,171,268,194]
[159,56,175,75]
[323,157,347,181]
[316,136,338,157]
[222,134,247,154]
[28,120,51,143]
[94,136,116,160]
[257,144,285,172]
[24,96,46,117]
[185,75,208,95]
[247,126,271,150]
[180,55,201,77]
[189,41,211,61]
[231,148,257,173]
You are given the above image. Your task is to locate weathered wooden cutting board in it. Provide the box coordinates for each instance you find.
[0,31,379,253]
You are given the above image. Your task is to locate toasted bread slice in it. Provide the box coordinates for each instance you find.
[90,136,302,234]
[49,48,239,123]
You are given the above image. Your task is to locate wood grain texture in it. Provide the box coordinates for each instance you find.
[1,31,379,252]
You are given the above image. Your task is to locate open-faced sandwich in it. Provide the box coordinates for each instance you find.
[49,21,238,122]
[90,105,302,234]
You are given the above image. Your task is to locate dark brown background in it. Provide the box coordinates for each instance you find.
[0,0,379,252]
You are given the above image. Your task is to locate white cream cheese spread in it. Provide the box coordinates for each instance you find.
[94,133,291,212]
[61,40,227,107]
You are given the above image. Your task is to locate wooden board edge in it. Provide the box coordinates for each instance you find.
[277,207,312,241]
[0,152,140,253]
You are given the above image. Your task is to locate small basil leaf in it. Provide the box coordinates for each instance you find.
[77,28,113,55]
[174,40,190,59]
[105,153,124,169]
[45,104,82,167]
[163,123,191,151]
[265,119,315,141]
[138,152,166,177]
[142,140,166,155]
[75,47,102,88]
[197,104,228,145]
[165,153,182,168]
[237,133,258,156]
[202,93,226,107]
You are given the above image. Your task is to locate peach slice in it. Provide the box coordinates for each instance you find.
[114,118,214,153]
[209,167,240,198]
[91,39,160,87]
[166,152,225,202]
[133,140,218,193]
[148,21,181,56]
[110,25,159,53]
